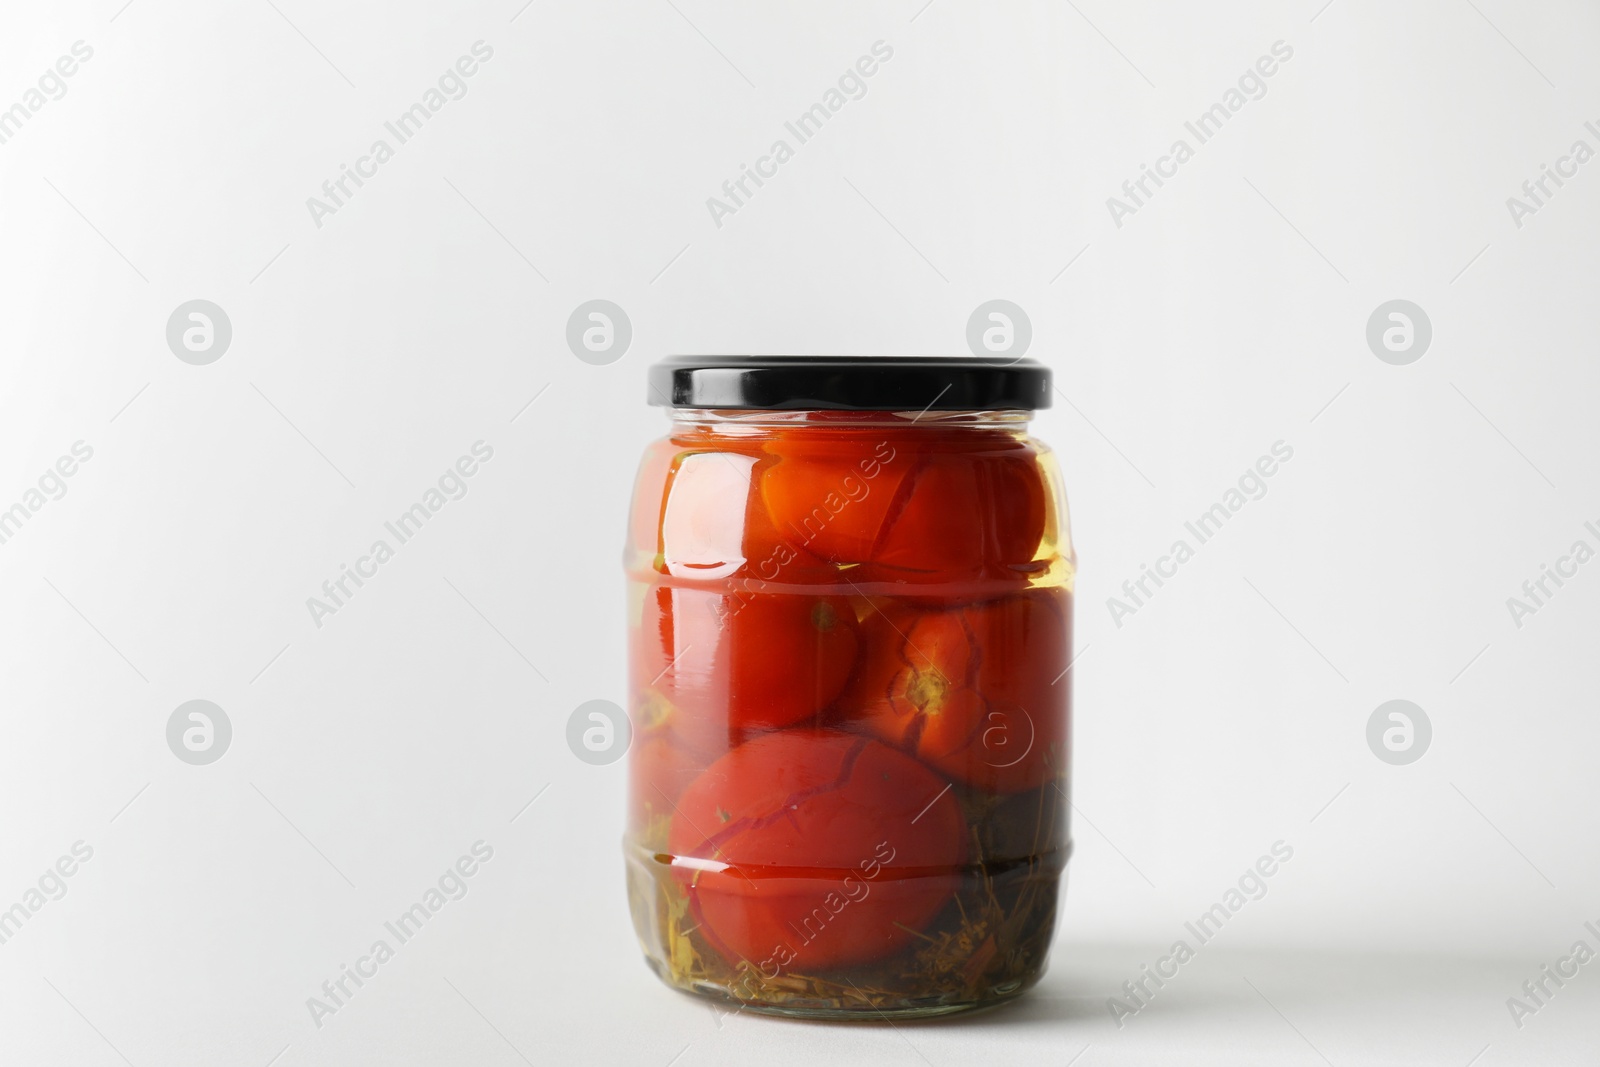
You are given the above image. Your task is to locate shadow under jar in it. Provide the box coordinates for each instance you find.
[623,356,1075,1019]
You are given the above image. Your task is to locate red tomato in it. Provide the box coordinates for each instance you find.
[629,587,704,760]
[668,729,966,972]
[860,452,1046,583]
[837,591,1069,793]
[637,585,862,746]
[760,435,1046,583]
[738,455,845,589]
[757,437,910,565]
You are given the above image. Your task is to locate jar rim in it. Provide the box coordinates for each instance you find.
[647,355,1051,412]
[667,407,1034,428]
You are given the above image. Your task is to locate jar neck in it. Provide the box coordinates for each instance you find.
[667,408,1033,431]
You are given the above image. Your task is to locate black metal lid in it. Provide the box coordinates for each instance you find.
[647,356,1051,411]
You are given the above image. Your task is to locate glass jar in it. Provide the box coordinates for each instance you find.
[623,356,1074,1019]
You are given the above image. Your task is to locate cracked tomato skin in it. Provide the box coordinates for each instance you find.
[758,431,1047,585]
[864,447,1049,588]
[862,452,1047,583]
[637,585,862,750]
[837,592,1069,794]
[668,729,966,972]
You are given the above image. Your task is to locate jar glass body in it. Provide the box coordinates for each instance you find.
[623,408,1074,1018]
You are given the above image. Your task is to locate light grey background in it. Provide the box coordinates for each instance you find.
[2,1,1597,1064]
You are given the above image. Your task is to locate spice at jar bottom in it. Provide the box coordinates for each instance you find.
[623,356,1074,1019]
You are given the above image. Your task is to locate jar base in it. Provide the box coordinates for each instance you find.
[626,836,1066,1020]
[645,955,1044,1020]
